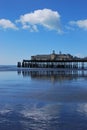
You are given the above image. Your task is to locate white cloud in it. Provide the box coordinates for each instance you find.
[22,24,38,32]
[17,8,62,33]
[69,19,87,30]
[0,19,18,30]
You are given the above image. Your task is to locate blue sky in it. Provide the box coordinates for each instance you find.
[0,0,87,65]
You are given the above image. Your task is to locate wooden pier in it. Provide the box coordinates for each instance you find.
[17,59,87,69]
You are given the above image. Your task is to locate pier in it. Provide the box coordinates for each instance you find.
[17,51,87,69]
[17,59,87,69]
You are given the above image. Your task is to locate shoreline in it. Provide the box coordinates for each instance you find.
[0,66,87,72]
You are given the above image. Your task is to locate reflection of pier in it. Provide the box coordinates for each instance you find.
[17,69,87,82]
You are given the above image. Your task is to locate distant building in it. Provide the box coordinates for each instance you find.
[31,50,74,61]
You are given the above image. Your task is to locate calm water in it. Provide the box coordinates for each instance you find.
[0,67,87,130]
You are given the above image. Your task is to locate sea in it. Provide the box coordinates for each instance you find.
[0,65,87,130]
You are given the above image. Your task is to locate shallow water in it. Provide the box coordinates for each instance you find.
[0,69,87,130]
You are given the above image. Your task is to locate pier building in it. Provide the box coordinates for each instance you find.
[31,50,73,61]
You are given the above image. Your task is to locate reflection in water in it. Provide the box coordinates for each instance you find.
[17,69,87,82]
[0,102,87,130]
[0,70,87,129]
[77,103,87,115]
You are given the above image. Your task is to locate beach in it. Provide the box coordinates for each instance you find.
[0,66,87,129]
